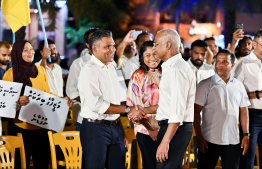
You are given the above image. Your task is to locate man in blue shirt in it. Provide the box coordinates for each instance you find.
[0,41,12,79]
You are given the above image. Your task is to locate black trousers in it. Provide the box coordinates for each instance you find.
[8,120,50,169]
[80,121,126,169]
[136,132,158,169]
[197,141,240,169]
[156,122,192,169]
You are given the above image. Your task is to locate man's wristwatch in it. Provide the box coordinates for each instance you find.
[255,90,260,99]
[125,106,130,114]
[243,133,250,137]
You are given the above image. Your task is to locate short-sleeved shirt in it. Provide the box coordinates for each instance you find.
[195,73,250,145]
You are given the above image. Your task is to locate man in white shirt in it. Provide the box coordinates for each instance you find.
[66,28,99,131]
[78,29,144,169]
[36,39,63,97]
[194,49,250,169]
[233,29,262,169]
[188,40,215,85]
[124,31,152,82]
[128,29,196,168]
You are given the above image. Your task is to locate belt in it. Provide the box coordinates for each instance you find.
[158,120,168,126]
[158,120,193,126]
[83,118,119,126]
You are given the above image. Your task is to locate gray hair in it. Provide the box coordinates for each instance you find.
[157,29,181,52]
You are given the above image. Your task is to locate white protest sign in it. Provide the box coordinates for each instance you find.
[0,80,22,118]
[19,86,69,132]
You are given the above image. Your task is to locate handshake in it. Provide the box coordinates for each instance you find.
[128,105,146,123]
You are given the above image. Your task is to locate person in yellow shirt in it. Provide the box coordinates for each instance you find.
[2,39,72,169]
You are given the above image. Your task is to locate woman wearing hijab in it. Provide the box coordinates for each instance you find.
[2,40,72,168]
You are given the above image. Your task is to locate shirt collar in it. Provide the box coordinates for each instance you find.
[91,55,108,68]
[213,73,234,84]
[248,51,261,61]
[161,53,182,69]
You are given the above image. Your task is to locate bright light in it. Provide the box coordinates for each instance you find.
[55,1,66,7]
[219,35,224,39]
[28,0,31,2]
[60,55,65,60]
[34,9,38,13]
[217,22,221,28]
[46,0,50,3]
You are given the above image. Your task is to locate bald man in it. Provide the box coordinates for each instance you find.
[128,29,196,168]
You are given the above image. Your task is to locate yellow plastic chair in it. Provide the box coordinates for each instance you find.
[0,133,26,168]
[124,128,142,169]
[63,108,77,131]
[48,131,82,169]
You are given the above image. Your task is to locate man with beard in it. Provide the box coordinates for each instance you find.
[116,30,137,74]
[235,37,253,60]
[36,39,63,97]
[0,41,12,79]
[188,40,215,85]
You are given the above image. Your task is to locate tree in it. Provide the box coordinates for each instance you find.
[147,0,262,46]
[67,0,133,38]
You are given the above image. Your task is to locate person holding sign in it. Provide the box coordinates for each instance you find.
[2,39,72,169]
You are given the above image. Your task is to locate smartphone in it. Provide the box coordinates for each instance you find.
[131,30,143,39]
[235,23,243,31]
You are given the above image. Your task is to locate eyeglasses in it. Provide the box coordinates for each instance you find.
[153,42,167,47]
[254,41,262,47]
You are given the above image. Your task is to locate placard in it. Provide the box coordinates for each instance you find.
[0,80,22,118]
[19,86,69,132]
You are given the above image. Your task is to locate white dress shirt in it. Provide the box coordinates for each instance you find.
[66,50,91,123]
[233,51,262,109]
[156,54,196,124]
[66,50,91,100]
[195,73,250,145]
[187,59,215,85]
[124,54,139,79]
[35,60,63,97]
[78,55,120,120]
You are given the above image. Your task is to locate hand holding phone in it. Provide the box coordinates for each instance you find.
[131,30,143,39]
[235,23,243,31]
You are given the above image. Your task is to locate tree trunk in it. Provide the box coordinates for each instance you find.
[224,9,236,48]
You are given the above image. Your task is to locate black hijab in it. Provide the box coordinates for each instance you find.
[11,40,38,94]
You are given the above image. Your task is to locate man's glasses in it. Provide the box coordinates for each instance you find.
[254,41,262,46]
[153,42,167,47]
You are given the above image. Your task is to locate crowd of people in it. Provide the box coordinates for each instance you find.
[0,26,261,169]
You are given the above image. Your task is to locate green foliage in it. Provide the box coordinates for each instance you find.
[65,19,94,47]
[67,0,130,29]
